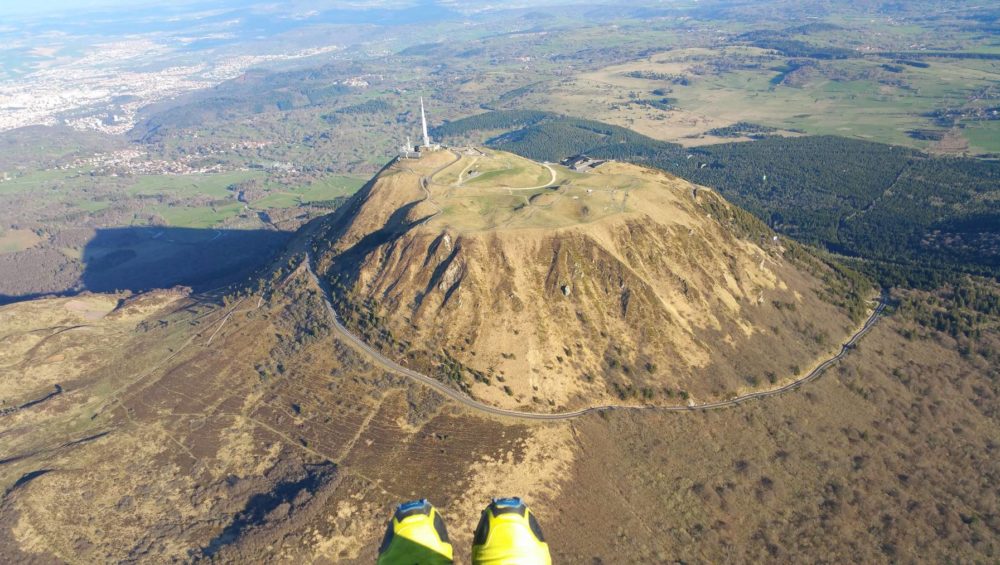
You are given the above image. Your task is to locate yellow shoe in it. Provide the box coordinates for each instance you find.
[377,499,453,565]
[471,498,551,565]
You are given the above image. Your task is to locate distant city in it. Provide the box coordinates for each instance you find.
[0,41,342,133]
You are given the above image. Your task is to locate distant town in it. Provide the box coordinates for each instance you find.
[0,39,341,134]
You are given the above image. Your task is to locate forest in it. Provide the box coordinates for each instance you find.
[435,111,1000,288]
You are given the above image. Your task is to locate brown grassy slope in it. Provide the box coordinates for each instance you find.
[0,266,544,563]
[546,291,999,563]
[314,151,870,411]
[214,285,1000,564]
[0,261,996,562]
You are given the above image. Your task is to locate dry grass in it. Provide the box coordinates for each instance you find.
[0,293,181,400]
[2,149,991,563]
[0,258,995,563]
[0,229,42,253]
[322,151,862,411]
[456,150,552,189]
[549,310,1000,563]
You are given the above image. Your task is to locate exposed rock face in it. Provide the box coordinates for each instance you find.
[314,150,867,411]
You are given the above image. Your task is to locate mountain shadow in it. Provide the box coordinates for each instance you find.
[0,226,291,305]
[199,463,336,559]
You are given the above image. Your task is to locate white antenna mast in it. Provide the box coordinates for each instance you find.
[420,96,431,147]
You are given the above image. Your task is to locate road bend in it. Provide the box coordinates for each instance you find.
[304,254,887,421]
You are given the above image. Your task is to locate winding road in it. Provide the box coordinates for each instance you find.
[304,254,887,421]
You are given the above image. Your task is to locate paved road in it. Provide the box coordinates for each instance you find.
[305,255,887,421]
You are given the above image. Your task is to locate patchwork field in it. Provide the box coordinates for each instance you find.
[512,47,1000,154]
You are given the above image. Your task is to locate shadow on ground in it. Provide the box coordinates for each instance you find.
[0,226,291,305]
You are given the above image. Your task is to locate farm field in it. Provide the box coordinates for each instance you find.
[533,47,1000,153]
[253,175,365,210]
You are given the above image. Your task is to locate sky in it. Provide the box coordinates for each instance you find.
[0,0,460,18]
[0,0,198,17]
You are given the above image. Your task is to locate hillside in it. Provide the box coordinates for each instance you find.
[310,148,872,411]
[434,111,1000,287]
[0,255,996,563]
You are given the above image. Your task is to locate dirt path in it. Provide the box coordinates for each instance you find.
[516,161,558,190]
[440,153,556,191]
[457,156,480,184]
